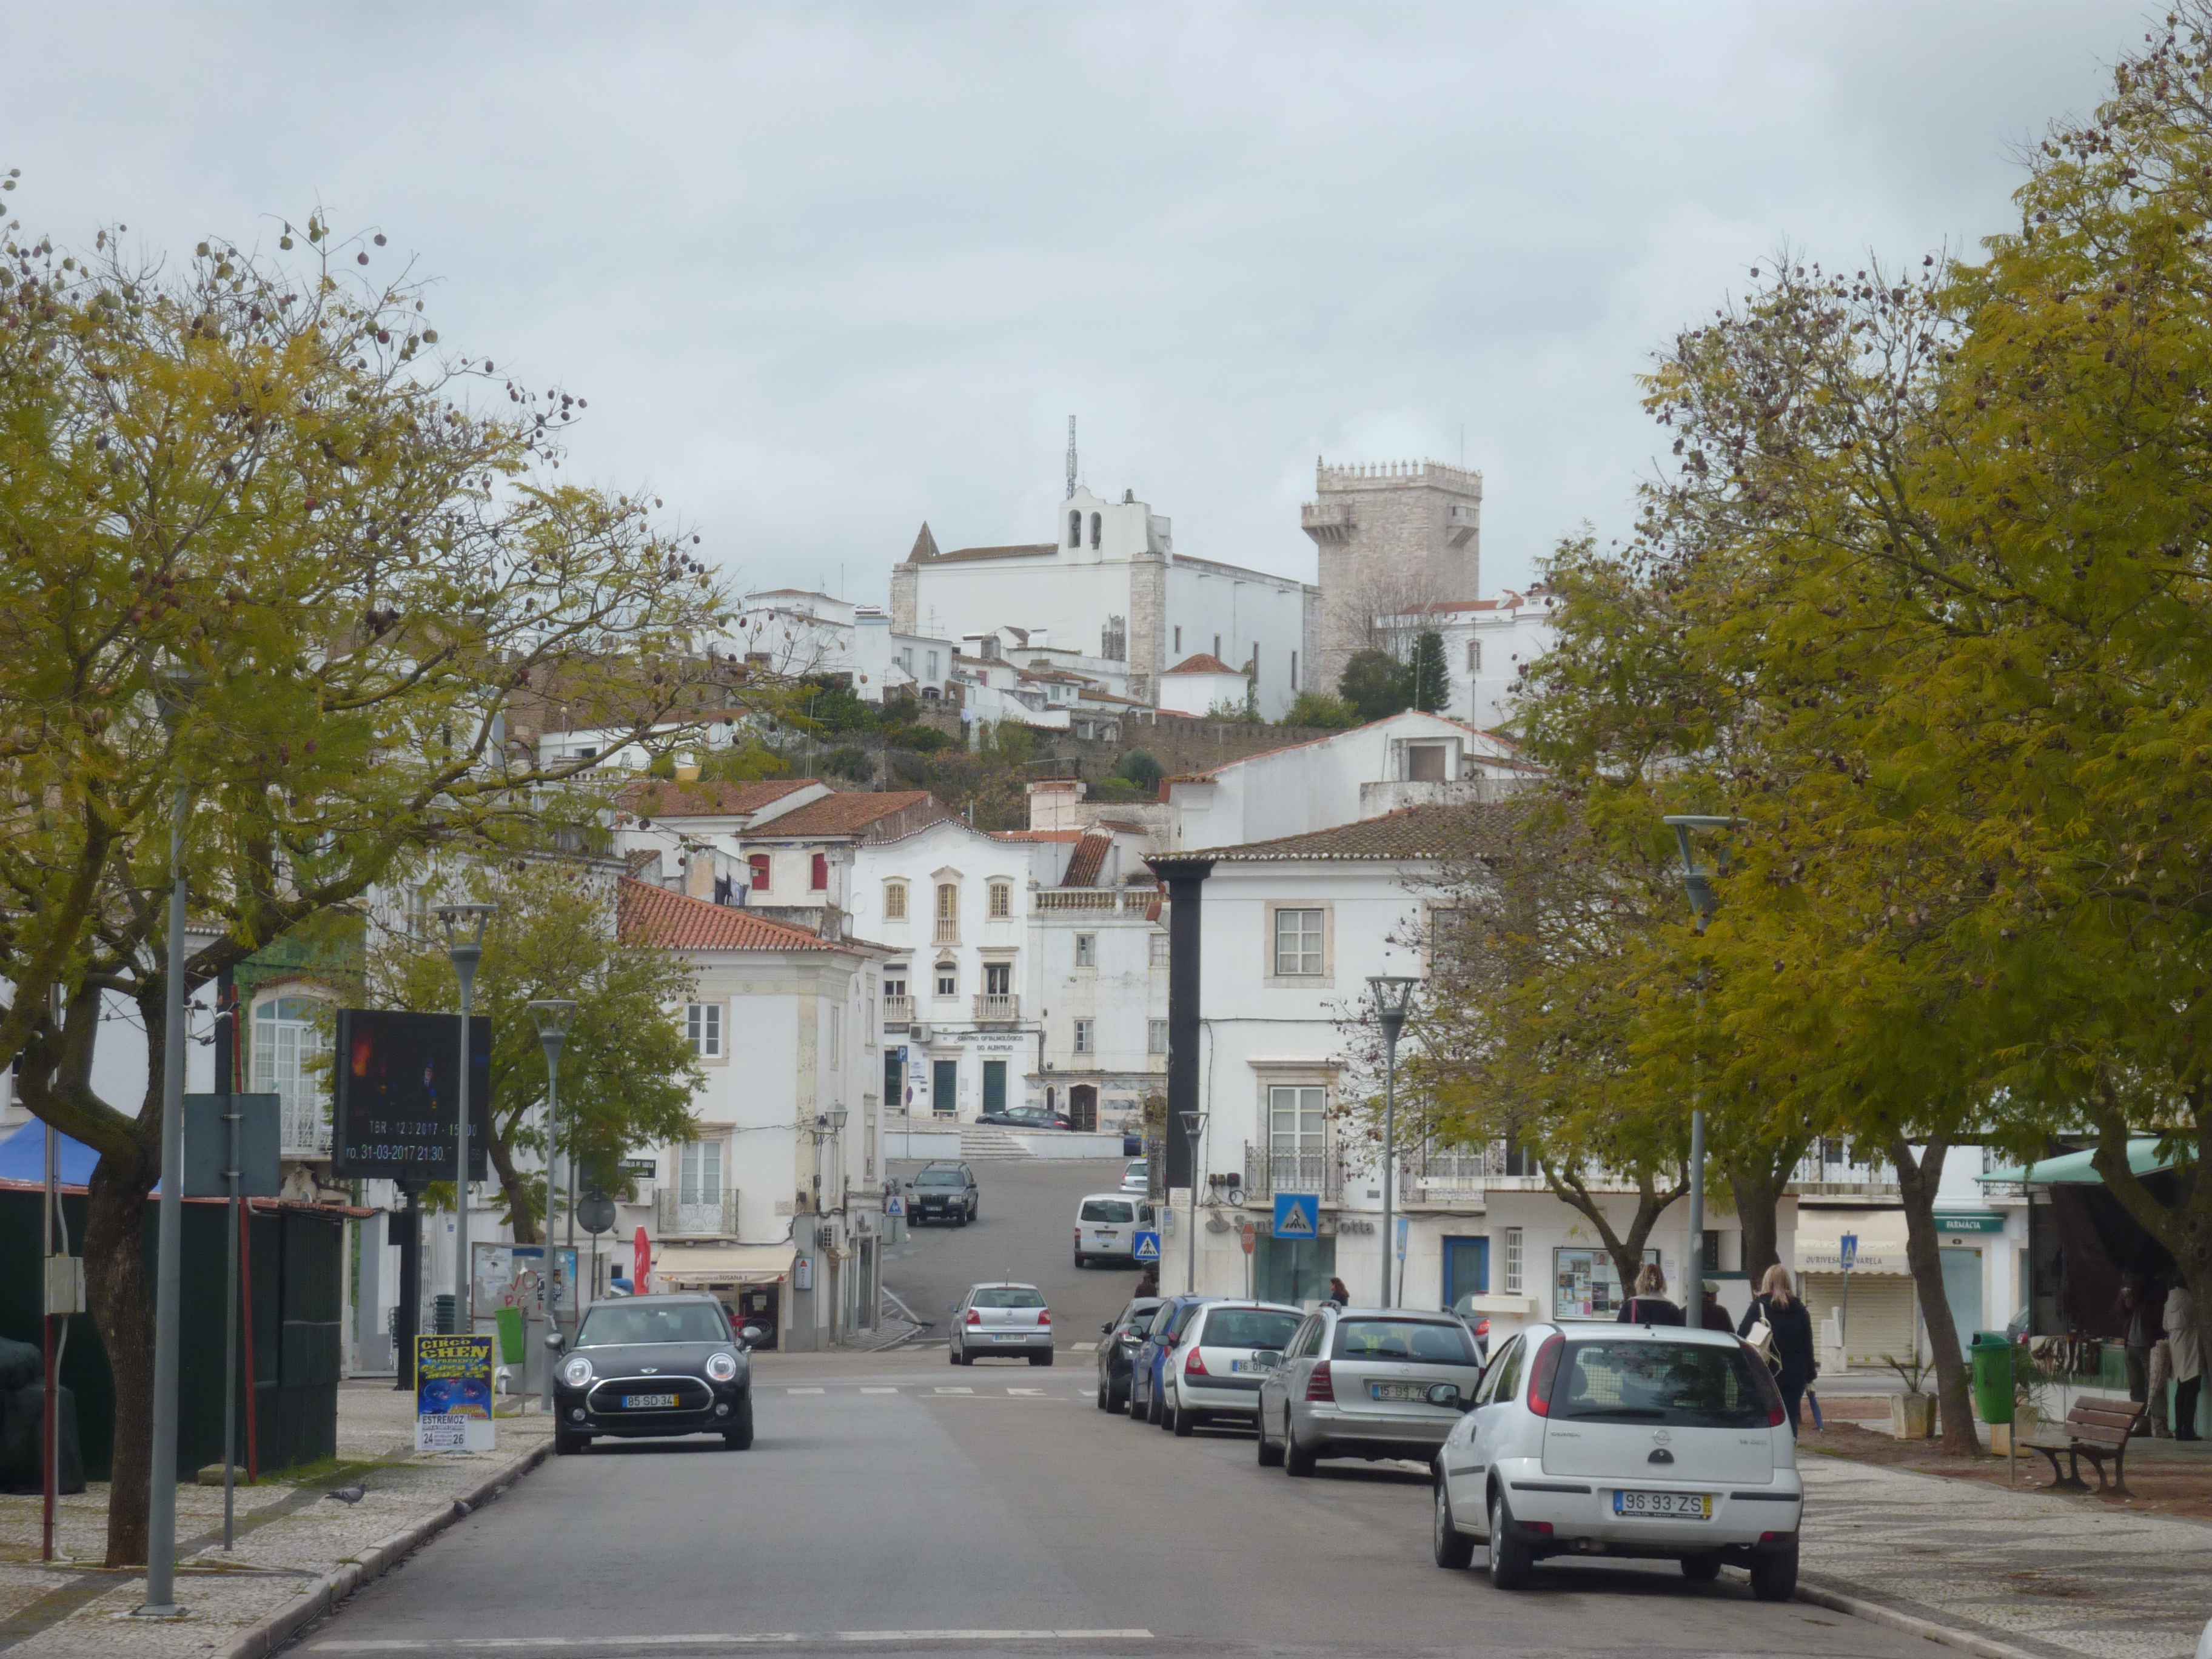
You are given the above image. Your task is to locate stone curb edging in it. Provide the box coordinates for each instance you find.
[1797,1577,2043,1659]
[223,1439,553,1659]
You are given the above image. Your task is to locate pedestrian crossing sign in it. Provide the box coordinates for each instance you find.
[1132,1231,1162,1262]
[885,1195,906,1218]
[1272,1193,1319,1240]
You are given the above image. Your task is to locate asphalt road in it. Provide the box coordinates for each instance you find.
[290,1155,1940,1659]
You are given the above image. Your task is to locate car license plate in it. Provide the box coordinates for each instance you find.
[622,1393,679,1409]
[1368,1381,1429,1402]
[1613,1489,1712,1519]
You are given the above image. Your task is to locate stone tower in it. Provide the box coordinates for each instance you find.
[889,521,936,634]
[1303,458,1481,695]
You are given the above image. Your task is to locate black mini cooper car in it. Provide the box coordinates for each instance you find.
[552,1293,764,1455]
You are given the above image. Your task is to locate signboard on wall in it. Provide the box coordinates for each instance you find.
[414,1334,495,1452]
[331,1010,492,1181]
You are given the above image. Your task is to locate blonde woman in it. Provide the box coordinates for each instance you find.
[1615,1261,1684,1326]
[1738,1264,1818,1433]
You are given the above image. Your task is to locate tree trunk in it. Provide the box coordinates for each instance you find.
[82,1155,156,1566]
[487,1131,538,1246]
[1721,1152,1791,1289]
[1891,1134,1978,1457]
[1545,1163,1683,1296]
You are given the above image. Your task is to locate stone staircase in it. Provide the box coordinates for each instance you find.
[959,1124,1031,1161]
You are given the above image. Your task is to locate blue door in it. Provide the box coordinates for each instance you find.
[1443,1236,1489,1308]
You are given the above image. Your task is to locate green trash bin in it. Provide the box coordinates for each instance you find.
[494,1305,526,1366]
[1970,1333,2014,1424]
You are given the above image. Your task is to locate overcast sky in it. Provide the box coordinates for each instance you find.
[18,2,2136,600]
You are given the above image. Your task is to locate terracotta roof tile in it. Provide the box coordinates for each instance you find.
[1185,802,1529,863]
[1164,652,1238,675]
[616,879,843,951]
[616,777,816,819]
[1061,831,1111,888]
[934,543,1056,563]
[746,791,946,838]
[993,830,1084,843]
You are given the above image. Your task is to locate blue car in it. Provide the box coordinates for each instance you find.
[1125,1295,1214,1426]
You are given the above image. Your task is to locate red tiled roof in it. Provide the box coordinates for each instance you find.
[745,791,945,838]
[993,830,1084,843]
[616,777,816,819]
[1184,802,1527,863]
[1164,652,1238,675]
[1061,831,1111,888]
[1163,711,1524,785]
[933,543,1057,563]
[616,879,843,951]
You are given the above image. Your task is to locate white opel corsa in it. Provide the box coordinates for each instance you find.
[1432,1322,1805,1599]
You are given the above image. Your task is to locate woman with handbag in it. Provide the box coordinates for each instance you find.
[1615,1262,1685,1326]
[1739,1264,1818,1433]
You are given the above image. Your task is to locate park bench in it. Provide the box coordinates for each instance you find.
[2023,1398,2145,1495]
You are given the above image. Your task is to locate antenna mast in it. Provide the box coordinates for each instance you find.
[1065,416,1078,503]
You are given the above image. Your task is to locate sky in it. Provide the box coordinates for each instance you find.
[14,1,2139,601]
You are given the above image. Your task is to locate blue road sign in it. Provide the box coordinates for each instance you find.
[1132,1231,1162,1263]
[885,1195,906,1218]
[1840,1232,1859,1273]
[1395,1216,1409,1260]
[1272,1193,1319,1241]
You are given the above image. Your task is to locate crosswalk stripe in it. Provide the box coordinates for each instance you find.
[785,1387,826,1395]
[934,1386,973,1395]
[860,1387,898,1394]
[1069,1341,1099,1352]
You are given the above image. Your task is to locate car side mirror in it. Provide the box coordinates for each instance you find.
[1251,1349,1282,1371]
[1426,1382,1466,1409]
[739,1325,768,1348]
[544,1330,566,1353]
[1101,1322,1113,1335]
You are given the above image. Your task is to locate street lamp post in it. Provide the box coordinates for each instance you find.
[1368,977,1418,1309]
[436,905,497,1339]
[528,1000,577,1416]
[1663,815,1739,1299]
[807,1107,850,1336]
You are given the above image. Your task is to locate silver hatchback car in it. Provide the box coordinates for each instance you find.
[951,1281,1054,1366]
[1255,1305,1485,1475]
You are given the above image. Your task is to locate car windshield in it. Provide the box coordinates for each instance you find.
[1199,1309,1300,1350]
[971,1286,1045,1309]
[1333,1318,1477,1364]
[1081,1199,1135,1222]
[916,1171,965,1187]
[1557,1340,1775,1429]
[577,1302,730,1347]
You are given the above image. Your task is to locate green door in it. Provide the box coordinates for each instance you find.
[885,1048,903,1114]
[982,1061,1006,1116]
[932,1059,959,1118]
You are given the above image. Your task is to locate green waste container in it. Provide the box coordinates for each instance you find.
[494,1306,526,1366]
[1970,1333,2014,1424]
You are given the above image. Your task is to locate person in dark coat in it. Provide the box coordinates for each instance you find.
[1697,1281,1735,1333]
[1324,1278,1350,1308]
[1615,1262,1685,1326]
[1740,1264,1818,1433]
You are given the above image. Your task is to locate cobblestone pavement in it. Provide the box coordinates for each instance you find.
[0,1381,551,1657]
[1801,1455,2212,1658]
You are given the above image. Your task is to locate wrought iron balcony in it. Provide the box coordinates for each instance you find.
[1398,1143,1507,1204]
[656,1189,740,1238]
[1242,1143,1344,1202]
[1789,1151,1900,1198]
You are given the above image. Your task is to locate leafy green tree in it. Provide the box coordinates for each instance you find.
[1337,649,1412,723]
[699,742,793,783]
[1283,691,1360,730]
[1409,630,1449,714]
[1114,749,1164,792]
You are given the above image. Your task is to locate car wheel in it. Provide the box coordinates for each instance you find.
[1146,1386,1165,1426]
[1432,1478,1475,1569]
[1171,1400,1196,1438]
[1255,1409,1284,1467]
[950,1345,967,1366]
[1487,1488,1533,1590]
[723,1396,754,1451]
[1680,1553,1722,1584]
[554,1429,589,1456]
[1283,1418,1317,1478]
[1073,1252,1086,1269]
[1096,1376,1110,1411]
[1749,1542,1799,1603]
[1126,1381,1145,1421]
[1030,1349,1053,1367]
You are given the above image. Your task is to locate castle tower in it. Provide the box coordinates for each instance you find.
[889,521,936,634]
[1303,458,1481,695]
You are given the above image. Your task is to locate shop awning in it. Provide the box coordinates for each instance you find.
[1795,1209,1912,1275]
[1980,1138,2175,1187]
[652,1242,796,1288]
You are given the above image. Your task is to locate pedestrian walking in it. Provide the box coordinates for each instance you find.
[2163,1279,2202,1441]
[1697,1281,1734,1334]
[2149,1334,2174,1437]
[1615,1262,1685,1326]
[2120,1275,2155,1412]
[1134,1265,1159,1300]
[1740,1264,1818,1435]
[1324,1277,1350,1308]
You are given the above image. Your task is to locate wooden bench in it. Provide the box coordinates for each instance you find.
[2023,1399,2145,1495]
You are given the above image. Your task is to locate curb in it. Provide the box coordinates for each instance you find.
[1797,1578,2045,1659]
[225,1438,554,1659]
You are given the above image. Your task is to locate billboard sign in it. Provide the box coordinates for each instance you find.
[414,1333,495,1452]
[331,1010,492,1181]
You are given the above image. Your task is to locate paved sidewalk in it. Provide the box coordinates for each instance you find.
[1801,1455,2212,1658]
[0,1381,552,1658]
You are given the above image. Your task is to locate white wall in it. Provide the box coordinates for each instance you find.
[1162,560,1311,720]
[1158,668,1249,717]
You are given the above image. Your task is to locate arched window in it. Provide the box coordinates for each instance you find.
[748,853,771,891]
[1069,510,1082,548]
[1467,640,1482,672]
[252,994,333,1156]
[1089,512,1102,549]
[883,880,908,920]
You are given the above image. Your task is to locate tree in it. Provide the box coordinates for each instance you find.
[367,860,702,1242]
[0,196,742,1562]
[1283,691,1359,731]
[1337,649,1412,723]
[1408,630,1449,714]
[1115,749,1164,793]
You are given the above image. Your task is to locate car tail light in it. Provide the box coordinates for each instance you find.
[1305,1361,1335,1402]
[1524,1520,1555,1537]
[1473,1319,1490,1339]
[1760,1530,1794,1545]
[964,1309,982,1327]
[1038,1310,1051,1327]
[1526,1332,1566,1418]
[1184,1347,1209,1377]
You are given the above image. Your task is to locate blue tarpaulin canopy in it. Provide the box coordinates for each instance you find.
[0,1121,107,1187]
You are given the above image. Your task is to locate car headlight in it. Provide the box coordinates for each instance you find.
[705,1351,739,1383]
[561,1355,594,1388]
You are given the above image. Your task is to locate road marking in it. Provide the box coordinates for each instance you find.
[785,1387,826,1395]
[313,1631,1154,1652]
[860,1387,898,1394]
[1005,1387,1047,1396]
[1069,1341,1098,1352]
[933,1386,973,1395]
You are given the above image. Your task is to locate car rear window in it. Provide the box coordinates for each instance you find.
[1199,1309,1301,1351]
[1556,1340,1775,1429]
[1333,1319,1477,1364]
[916,1171,965,1187]
[971,1286,1046,1309]
[1081,1199,1136,1222]
[578,1303,731,1347]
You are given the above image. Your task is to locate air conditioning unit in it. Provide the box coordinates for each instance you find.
[911,1024,931,1044]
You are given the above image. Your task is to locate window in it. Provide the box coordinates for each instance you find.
[1407,742,1448,782]
[898,646,914,674]
[747,853,771,891]
[1503,1227,1524,1295]
[1089,511,1102,549]
[883,881,908,920]
[1073,1019,1094,1054]
[811,852,829,891]
[927,650,940,679]
[935,881,959,942]
[983,961,1012,996]
[1074,933,1097,967]
[1213,632,1222,657]
[828,1011,841,1069]
[884,970,907,999]
[1148,1019,1168,1055]
[1557,1341,1773,1429]
[988,880,1011,919]
[1467,640,1482,672]
[1069,509,1082,548]
[252,995,333,1154]
[1475,1335,1522,1406]
[1290,649,1298,691]
[686,1002,723,1058]
[1150,933,1170,967]
[678,1139,723,1206]
[1173,626,1182,652]
[1269,1084,1326,1152]
[1272,908,1324,977]
[935,962,958,997]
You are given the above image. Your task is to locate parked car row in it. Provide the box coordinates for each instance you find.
[1093,1295,1805,1601]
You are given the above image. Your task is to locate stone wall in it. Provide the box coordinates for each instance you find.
[1127,552,1167,706]
[1305,458,1483,693]
[907,706,1335,783]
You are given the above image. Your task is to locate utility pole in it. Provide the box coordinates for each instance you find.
[1369,977,1417,1308]
[1664,815,1739,1293]
[437,906,497,1339]
[529,1002,577,1413]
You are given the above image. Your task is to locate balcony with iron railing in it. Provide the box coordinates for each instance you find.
[1789,1151,1900,1198]
[1242,1143,1345,1202]
[883,995,913,1027]
[1397,1142,1509,1205]
[281,1102,333,1161]
[656,1188,741,1238]
[972,993,1020,1023]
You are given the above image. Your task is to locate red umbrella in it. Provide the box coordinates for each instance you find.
[633,1225,652,1296]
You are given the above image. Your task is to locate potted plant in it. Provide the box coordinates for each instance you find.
[1880,1352,1937,1439]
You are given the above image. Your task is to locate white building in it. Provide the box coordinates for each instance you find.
[1025,827,1167,1134]
[1386,589,1561,732]
[891,489,1319,719]
[1156,652,1250,718]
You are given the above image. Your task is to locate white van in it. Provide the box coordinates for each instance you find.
[1073,1193,1156,1268]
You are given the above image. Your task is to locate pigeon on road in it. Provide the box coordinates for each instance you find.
[325,1484,366,1506]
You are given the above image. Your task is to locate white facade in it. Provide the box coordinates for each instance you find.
[1156,655,1250,718]
[730,589,954,705]
[1401,590,1561,732]
[1027,830,1167,1133]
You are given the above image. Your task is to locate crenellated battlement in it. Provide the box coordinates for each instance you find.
[1315,457,1483,495]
